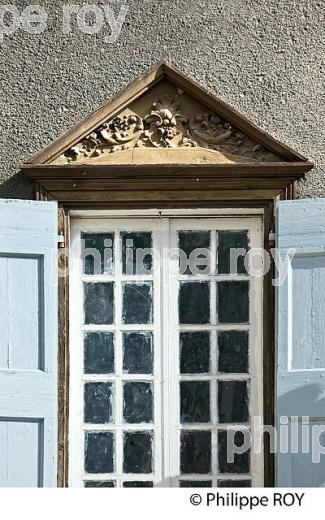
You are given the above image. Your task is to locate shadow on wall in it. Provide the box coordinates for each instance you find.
[0,172,35,199]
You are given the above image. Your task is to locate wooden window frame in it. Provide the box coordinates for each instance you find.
[33,190,283,488]
[20,61,314,486]
[23,172,312,488]
[22,164,313,488]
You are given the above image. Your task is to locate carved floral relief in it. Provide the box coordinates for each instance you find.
[61,89,278,163]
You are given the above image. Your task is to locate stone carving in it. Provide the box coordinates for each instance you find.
[62,89,273,163]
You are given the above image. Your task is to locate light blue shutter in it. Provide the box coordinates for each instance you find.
[0,200,58,487]
[276,199,325,487]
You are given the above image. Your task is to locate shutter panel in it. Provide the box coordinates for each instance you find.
[0,200,58,487]
[276,199,325,487]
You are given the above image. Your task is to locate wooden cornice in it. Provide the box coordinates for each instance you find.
[22,161,312,205]
[22,161,312,180]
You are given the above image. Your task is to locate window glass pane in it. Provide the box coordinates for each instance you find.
[121,232,153,275]
[180,332,210,374]
[218,231,248,274]
[84,282,114,325]
[180,481,212,487]
[218,381,249,423]
[218,281,249,324]
[123,432,153,474]
[82,233,114,275]
[84,332,115,375]
[84,382,114,424]
[77,222,258,487]
[180,381,210,423]
[123,382,153,424]
[85,432,114,474]
[123,481,153,487]
[122,283,153,325]
[178,231,211,275]
[218,480,251,487]
[179,282,210,324]
[218,331,249,373]
[123,332,153,374]
[84,481,115,487]
[180,431,211,474]
[218,430,250,474]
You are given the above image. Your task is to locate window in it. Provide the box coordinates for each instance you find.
[69,213,263,487]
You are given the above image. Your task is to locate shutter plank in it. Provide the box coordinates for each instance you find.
[276,198,325,487]
[0,200,58,487]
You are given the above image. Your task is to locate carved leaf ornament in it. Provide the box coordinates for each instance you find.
[63,89,270,163]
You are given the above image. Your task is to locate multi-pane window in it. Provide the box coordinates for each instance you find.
[70,214,263,487]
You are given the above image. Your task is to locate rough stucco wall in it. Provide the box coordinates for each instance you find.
[0,0,324,199]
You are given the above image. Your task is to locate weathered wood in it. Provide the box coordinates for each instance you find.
[22,162,312,179]
[22,161,312,205]
[32,177,297,191]
[36,184,69,487]
[48,189,286,203]
[57,207,70,487]
[262,201,276,486]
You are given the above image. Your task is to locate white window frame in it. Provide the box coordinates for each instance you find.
[167,217,263,486]
[69,209,264,487]
[69,218,163,487]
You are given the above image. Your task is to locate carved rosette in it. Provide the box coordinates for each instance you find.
[62,90,271,163]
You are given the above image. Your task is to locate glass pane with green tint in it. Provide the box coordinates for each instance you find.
[180,331,210,374]
[84,282,114,325]
[84,382,114,424]
[218,430,250,474]
[180,381,210,423]
[84,481,115,487]
[122,283,153,325]
[179,282,210,324]
[82,233,114,275]
[180,480,212,487]
[178,231,211,275]
[123,481,153,487]
[123,332,153,374]
[218,480,251,487]
[218,380,249,423]
[84,332,114,375]
[218,231,248,274]
[121,232,153,275]
[123,382,153,424]
[218,281,249,324]
[218,331,249,373]
[85,432,114,474]
[123,432,153,474]
[180,431,211,474]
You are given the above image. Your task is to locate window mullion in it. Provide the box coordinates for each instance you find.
[114,228,123,480]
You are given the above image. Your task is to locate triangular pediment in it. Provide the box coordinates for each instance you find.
[26,61,308,167]
[53,79,283,165]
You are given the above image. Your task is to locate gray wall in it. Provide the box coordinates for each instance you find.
[0,0,324,199]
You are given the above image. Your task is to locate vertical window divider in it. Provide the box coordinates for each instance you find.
[152,224,163,486]
[210,229,218,486]
[69,228,84,486]
[115,227,123,480]
[161,217,172,486]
